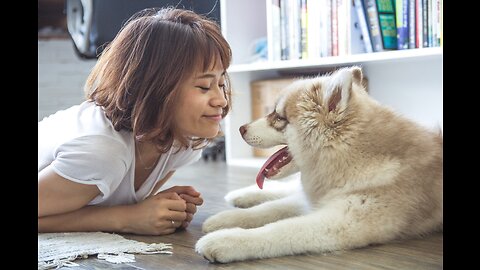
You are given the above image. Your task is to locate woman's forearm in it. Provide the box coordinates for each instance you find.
[38,204,134,233]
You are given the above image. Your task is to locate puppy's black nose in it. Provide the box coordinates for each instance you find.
[239,125,247,136]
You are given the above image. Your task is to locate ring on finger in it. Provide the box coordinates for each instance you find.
[171,220,175,225]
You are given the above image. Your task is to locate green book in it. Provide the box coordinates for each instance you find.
[376,0,398,50]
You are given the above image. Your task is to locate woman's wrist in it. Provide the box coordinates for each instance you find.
[114,204,136,233]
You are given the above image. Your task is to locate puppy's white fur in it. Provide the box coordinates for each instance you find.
[195,67,443,263]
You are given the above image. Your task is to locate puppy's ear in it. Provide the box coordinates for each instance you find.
[324,67,356,112]
[351,66,363,86]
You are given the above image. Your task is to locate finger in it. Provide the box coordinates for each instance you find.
[181,214,193,229]
[168,210,187,223]
[185,212,193,223]
[185,202,197,215]
[181,221,190,229]
[165,198,187,212]
[155,191,182,200]
[169,186,201,197]
[158,227,177,235]
[179,194,203,206]
[170,219,183,229]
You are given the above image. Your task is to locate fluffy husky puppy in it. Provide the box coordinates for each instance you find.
[195,66,443,263]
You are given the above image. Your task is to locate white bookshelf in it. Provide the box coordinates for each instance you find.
[220,0,443,167]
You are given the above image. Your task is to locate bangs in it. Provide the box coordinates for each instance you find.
[190,27,231,73]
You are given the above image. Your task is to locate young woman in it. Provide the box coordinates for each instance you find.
[38,7,232,236]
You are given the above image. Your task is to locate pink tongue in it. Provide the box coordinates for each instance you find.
[256,146,289,189]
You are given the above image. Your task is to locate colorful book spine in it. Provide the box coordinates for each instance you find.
[353,0,373,53]
[331,0,339,56]
[288,0,301,60]
[422,0,429,47]
[363,0,383,52]
[300,0,308,59]
[408,0,416,48]
[396,0,409,49]
[320,0,332,57]
[336,0,349,56]
[439,0,442,46]
[415,0,423,48]
[267,0,282,61]
[280,0,289,60]
[433,0,441,46]
[427,0,433,47]
[376,0,397,50]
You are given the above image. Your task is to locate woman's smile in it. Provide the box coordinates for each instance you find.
[203,114,223,122]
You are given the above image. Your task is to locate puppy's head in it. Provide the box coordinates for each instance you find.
[240,66,366,189]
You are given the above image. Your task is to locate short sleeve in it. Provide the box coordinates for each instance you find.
[50,135,131,204]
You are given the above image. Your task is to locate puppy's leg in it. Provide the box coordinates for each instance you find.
[202,191,309,233]
[225,177,301,208]
[196,195,403,263]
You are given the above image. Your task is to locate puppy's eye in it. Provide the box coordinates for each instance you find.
[276,115,286,122]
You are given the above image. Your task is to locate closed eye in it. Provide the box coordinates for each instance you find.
[197,84,226,91]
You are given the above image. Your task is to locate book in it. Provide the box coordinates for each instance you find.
[422,0,429,47]
[353,0,374,53]
[363,0,384,51]
[307,0,321,58]
[331,0,339,55]
[320,0,332,57]
[428,0,434,47]
[280,0,289,59]
[376,0,397,50]
[396,0,409,49]
[288,0,301,60]
[337,0,349,56]
[408,0,416,48]
[300,0,308,59]
[415,0,423,48]
[439,0,442,46]
[267,0,282,61]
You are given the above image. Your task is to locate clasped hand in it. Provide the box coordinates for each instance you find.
[159,185,204,228]
[130,185,203,235]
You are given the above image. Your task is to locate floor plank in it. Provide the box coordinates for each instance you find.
[59,160,443,270]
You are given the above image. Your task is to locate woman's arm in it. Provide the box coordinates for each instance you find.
[38,166,100,217]
[38,166,188,235]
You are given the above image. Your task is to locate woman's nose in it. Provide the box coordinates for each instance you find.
[211,87,228,108]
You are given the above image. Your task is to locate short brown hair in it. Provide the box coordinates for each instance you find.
[84,7,232,153]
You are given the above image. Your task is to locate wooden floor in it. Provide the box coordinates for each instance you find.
[59,160,443,270]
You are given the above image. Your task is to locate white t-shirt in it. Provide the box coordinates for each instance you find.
[38,101,202,206]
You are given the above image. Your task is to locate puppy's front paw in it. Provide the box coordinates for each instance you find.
[202,209,248,233]
[195,228,254,263]
[224,185,260,208]
[224,188,267,208]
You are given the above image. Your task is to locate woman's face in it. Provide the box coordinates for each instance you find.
[174,57,227,139]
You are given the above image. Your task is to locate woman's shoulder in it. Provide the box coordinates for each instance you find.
[39,101,135,166]
[40,101,133,146]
